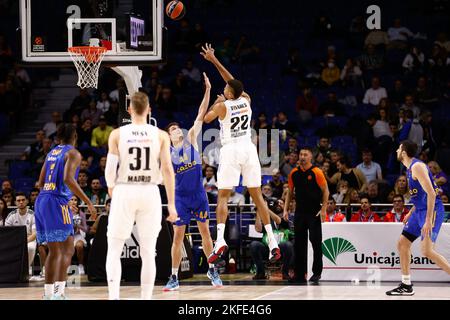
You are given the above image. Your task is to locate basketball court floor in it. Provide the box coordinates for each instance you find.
[0,274,448,300]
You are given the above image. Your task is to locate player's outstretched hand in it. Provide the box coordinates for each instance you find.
[203,72,211,90]
[200,43,216,62]
[167,204,178,223]
[87,202,97,217]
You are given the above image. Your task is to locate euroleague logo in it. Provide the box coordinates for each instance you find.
[34,37,43,45]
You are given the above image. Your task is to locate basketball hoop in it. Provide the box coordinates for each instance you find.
[68,46,107,89]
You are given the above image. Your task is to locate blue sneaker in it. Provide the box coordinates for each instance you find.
[163,275,179,292]
[207,268,223,288]
[50,295,68,300]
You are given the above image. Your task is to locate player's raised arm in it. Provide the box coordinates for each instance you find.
[187,72,211,147]
[105,128,120,198]
[201,43,251,102]
[159,130,178,223]
[64,149,96,216]
[203,99,226,124]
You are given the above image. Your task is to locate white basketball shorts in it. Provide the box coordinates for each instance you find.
[107,184,162,240]
[217,140,262,190]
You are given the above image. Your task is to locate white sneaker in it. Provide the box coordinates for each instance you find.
[78,265,85,275]
[208,239,228,265]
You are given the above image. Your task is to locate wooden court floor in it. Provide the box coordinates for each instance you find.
[0,274,448,300]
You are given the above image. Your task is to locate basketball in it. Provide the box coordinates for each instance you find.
[166,1,185,20]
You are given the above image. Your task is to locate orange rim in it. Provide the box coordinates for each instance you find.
[68,46,107,63]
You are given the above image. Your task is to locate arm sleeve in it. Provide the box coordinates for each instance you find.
[312,167,327,188]
[105,153,119,188]
[287,168,297,191]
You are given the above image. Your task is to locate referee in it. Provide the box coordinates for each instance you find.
[283,147,329,284]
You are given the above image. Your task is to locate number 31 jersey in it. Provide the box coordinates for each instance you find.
[116,123,162,185]
[219,96,252,145]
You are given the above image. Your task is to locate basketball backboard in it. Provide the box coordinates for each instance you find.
[19,0,165,66]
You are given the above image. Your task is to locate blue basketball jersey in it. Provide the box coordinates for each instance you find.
[40,144,79,201]
[171,142,204,195]
[407,158,442,210]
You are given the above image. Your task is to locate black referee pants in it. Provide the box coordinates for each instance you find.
[294,213,323,281]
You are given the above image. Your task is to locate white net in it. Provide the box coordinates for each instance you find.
[68,46,107,89]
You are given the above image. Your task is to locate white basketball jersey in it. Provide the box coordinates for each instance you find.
[116,123,162,185]
[219,97,252,145]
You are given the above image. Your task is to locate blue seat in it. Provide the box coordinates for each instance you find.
[262,175,273,185]
[14,178,35,194]
[8,161,32,181]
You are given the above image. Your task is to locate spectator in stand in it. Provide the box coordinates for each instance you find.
[366,180,383,203]
[321,59,340,86]
[69,89,91,118]
[428,44,450,84]
[234,35,260,63]
[280,136,299,164]
[389,79,407,107]
[104,100,119,127]
[364,29,389,49]
[96,92,110,113]
[0,198,8,226]
[81,100,102,127]
[387,18,415,50]
[109,79,125,102]
[228,187,245,209]
[2,190,14,207]
[400,95,420,119]
[181,59,202,83]
[203,165,218,203]
[91,115,113,150]
[33,138,53,174]
[399,110,423,153]
[43,112,62,138]
[86,178,108,206]
[325,197,346,222]
[434,32,450,53]
[356,149,383,182]
[2,180,13,193]
[402,46,426,75]
[313,136,332,159]
[318,92,345,117]
[350,196,381,222]
[330,157,367,193]
[170,72,188,95]
[428,161,450,196]
[155,86,178,118]
[340,58,363,87]
[269,169,284,199]
[71,114,81,130]
[77,118,93,148]
[384,194,409,222]
[216,37,235,64]
[272,111,298,139]
[5,193,37,270]
[332,180,350,204]
[254,112,270,132]
[69,195,88,275]
[312,14,335,40]
[22,129,45,161]
[284,47,306,76]
[77,170,90,194]
[91,156,107,180]
[295,86,318,123]
[363,76,388,106]
[413,76,438,108]
[327,149,341,177]
[420,111,436,159]
[90,198,111,237]
[358,44,384,71]
[394,175,410,203]
[280,152,299,178]
[28,188,40,210]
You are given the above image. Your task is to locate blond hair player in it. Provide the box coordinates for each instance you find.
[105,91,177,300]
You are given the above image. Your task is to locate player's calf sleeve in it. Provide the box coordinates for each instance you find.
[106,237,125,300]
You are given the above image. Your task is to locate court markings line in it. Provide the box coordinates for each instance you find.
[252,286,290,300]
